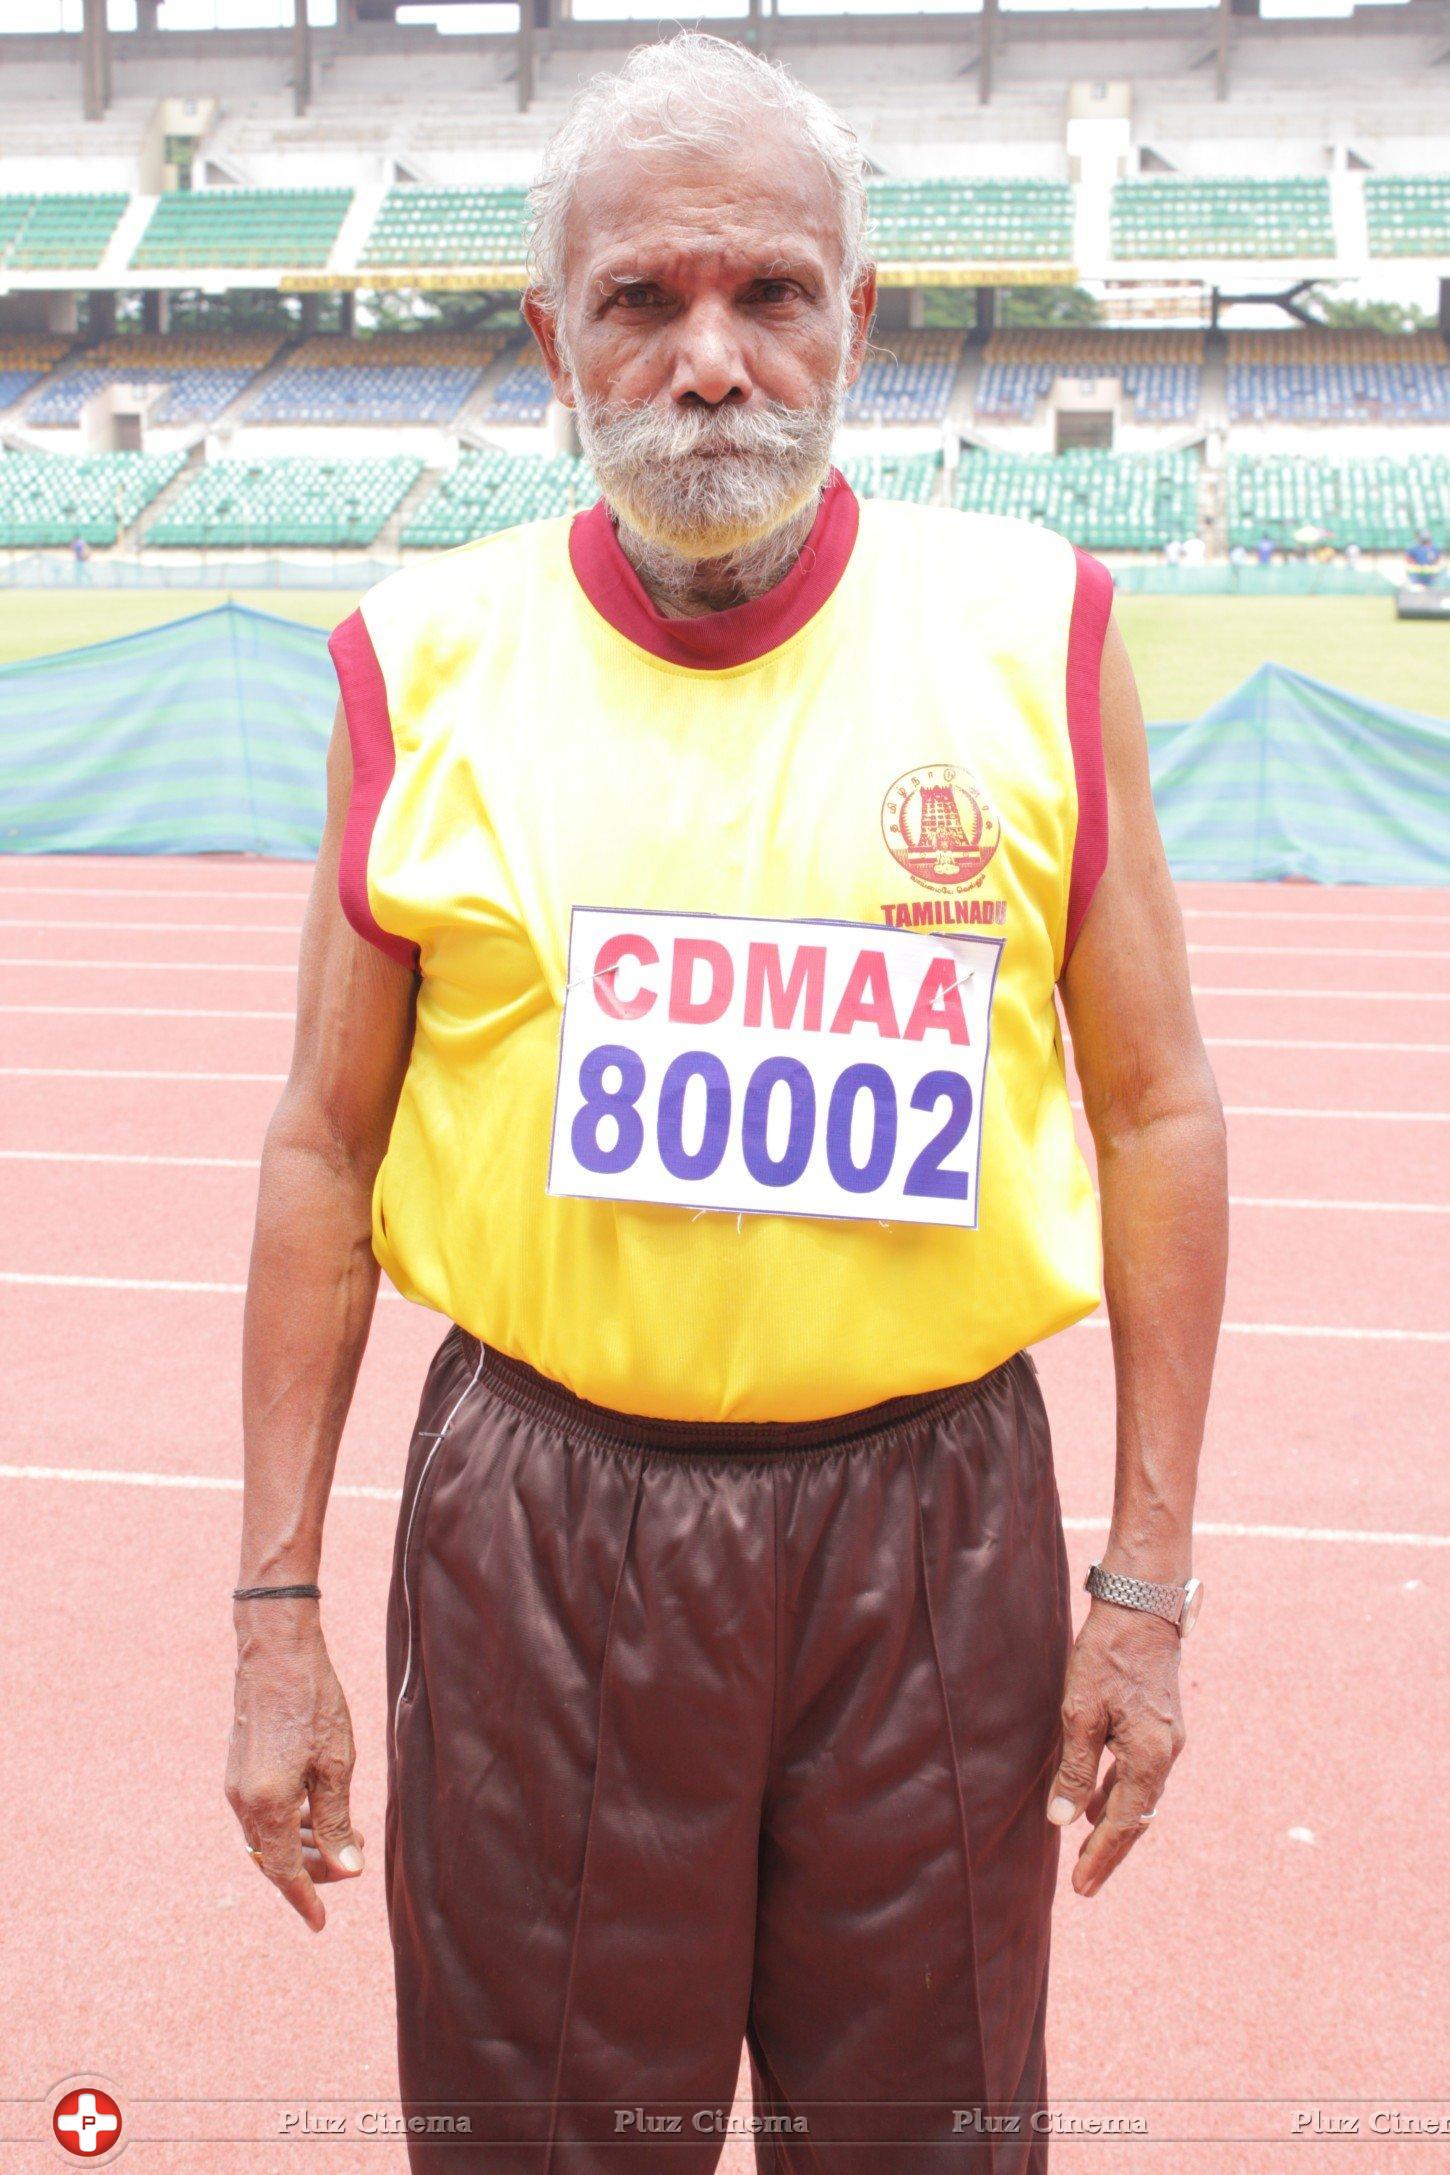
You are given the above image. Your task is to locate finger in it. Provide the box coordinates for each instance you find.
[1073,1768,1160,1898]
[1047,1703,1108,1827]
[299,1822,366,1881]
[248,1793,326,1931]
[1083,1760,1118,1827]
[306,1755,364,1877]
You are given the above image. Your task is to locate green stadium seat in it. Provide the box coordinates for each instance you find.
[0,448,185,547]
[867,178,1072,267]
[1111,177,1334,261]
[1365,175,1450,259]
[401,448,595,548]
[954,448,1199,550]
[361,187,531,273]
[130,189,353,271]
[148,455,421,548]
[1227,453,1450,551]
[0,193,127,271]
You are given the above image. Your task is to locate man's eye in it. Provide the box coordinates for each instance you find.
[754,282,799,304]
[614,287,661,308]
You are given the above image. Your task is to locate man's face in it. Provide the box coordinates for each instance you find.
[525,122,874,558]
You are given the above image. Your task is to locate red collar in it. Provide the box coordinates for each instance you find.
[567,467,859,669]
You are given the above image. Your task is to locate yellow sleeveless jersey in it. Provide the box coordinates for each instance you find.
[328,471,1112,1422]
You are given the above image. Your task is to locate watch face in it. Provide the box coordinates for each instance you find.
[1179,1578,1204,1635]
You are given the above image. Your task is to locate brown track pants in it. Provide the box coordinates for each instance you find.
[384,1327,1072,2174]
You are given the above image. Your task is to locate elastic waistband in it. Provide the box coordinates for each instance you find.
[458,1334,1024,1461]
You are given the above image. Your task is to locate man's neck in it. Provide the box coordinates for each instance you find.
[613,493,822,620]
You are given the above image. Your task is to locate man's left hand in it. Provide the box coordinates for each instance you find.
[1046,1600,1187,1898]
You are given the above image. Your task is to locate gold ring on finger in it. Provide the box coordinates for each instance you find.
[1136,1809,1158,1825]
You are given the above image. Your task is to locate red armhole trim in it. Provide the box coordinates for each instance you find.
[327,608,418,972]
[1063,546,1113,967]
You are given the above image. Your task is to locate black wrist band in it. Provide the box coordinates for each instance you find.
[232,1582,321,1602]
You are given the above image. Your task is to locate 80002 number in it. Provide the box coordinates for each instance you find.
[569,1043,974,1204]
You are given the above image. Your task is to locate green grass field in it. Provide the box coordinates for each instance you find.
[1,587,1446,723]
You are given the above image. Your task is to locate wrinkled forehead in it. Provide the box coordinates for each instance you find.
[561,123,844,298]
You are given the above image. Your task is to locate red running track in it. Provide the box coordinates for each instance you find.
[1,862,1446,2173]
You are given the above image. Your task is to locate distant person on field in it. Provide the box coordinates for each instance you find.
[1256,531,1274,566]
[70,535,89,578]
[1406,530,1442,586]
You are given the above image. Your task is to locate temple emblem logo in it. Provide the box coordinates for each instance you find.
[881,765,1001,892]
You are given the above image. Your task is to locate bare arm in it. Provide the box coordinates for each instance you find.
[225,697,417,1930]
[1049,614,1229,1896]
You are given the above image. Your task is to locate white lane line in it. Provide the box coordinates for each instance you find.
[0,1462,400,1502]
[1194,986,1450,1001]
[1069,1099,1446,1123]
[0,1005,292,1019]
[1,1010,1443,1053]
[1230,1194,1448,1214]
[1182,909,1448,926]
[1204,1038,1450,1054]
[2,1270,1443,1343]
[1188,943,1450,960]
[0,1066,283,1082]
[1,1460,1445,1546]
[2,1153,1436,1210]
[1074,1317,1447,1342]
[1,961,1444,998]
[0,884,311,900]
[5,1069,1443,1117]
[22,926,1440,955]
[1059,1514,1450,1548]
[0,919,300,935]
[0,1149,255,1168]
[0,957,292,972]
[0,1271,247,1292]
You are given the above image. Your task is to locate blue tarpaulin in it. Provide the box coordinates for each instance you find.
[1146,662,1448,886]
[0,602,335,859]
[1,605,1446,884]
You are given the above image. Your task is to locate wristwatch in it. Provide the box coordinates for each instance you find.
[1084,1562,1204,1636]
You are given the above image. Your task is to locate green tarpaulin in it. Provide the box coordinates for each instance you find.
[1,605,1446,885]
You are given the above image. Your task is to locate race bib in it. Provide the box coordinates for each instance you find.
[547,909,1002,1230]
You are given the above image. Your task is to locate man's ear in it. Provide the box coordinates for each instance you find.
[522,289,576,409]
[844,264,878,391]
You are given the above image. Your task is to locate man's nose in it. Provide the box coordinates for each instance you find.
[668,301,753,407]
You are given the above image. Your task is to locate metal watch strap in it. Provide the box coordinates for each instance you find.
[1084,1563,1186,1627]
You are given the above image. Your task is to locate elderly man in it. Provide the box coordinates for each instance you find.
[226,33,1227,2173]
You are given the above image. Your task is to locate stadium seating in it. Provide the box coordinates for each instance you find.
[837,450,943,503]
[401,447,596,548]
[243,334,504,427]
[361,178,1075,277]
[1227,331,1450,424]
[1111,177,1335,260]
[975,331,1203,425]
[1228,453,1450,551]
[0,447,186,546]
[867,179,1072,267]
[361,186,530,272]
[480,354,554,426]
[0,337,71,412]
[845,333,963,424]
[130,188,352,270]
[148,455,421,547]
[1365,175,1450,259]
[954,447,1200,549]
[24,336,281,428]
[0,193,127,270]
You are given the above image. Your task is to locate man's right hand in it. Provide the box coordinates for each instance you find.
[224,1605,365,1933]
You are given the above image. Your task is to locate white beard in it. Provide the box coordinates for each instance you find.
[574,357,847,591]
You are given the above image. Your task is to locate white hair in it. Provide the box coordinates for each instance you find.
[526,31,872,319]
